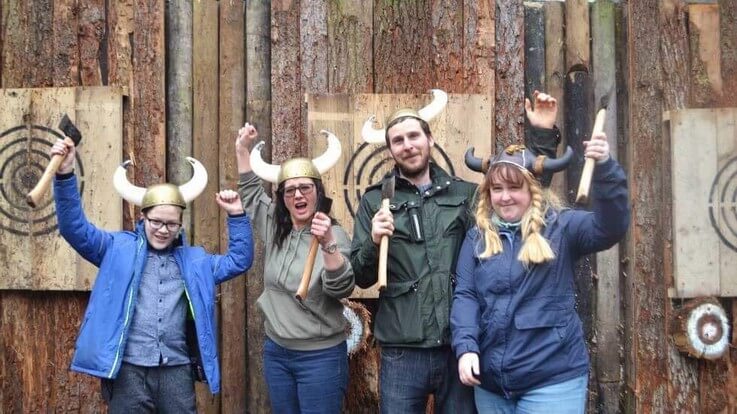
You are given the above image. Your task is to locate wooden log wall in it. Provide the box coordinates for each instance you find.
[3,1,737,413]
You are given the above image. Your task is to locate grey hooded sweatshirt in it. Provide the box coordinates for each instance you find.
[238,172,355,351]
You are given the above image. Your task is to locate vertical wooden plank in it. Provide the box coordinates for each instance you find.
[166,1,193,230]
[301,0,328,93]
[463,0,495,96]
[373,0,432,93]
[495,0,524,149]
[591,2,622,412]
[430,0,464,92]
[328,1,373,93]
[106,0,135,228]
[219,1,246,412]
[719,0,737,106]
[524,2,545,98]
[272,0,304,160]
[1,0,28,87]
[626,1,669,411]
[545,0,567,194]
[245,0,272,412]
[565,0,590,71]
[716,109,737,296]
[132,0,166,186]
[52,0,79,86]
[659,2,699,412]
[660,0,689,110]
[688,4,723,107]
[192,1,220,410]
[29,0,54,87]
[78,0,105,86]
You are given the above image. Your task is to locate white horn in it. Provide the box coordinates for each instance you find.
[361,115,386,144]
[178,157,209,203]
[417,89,448,122]
[312,130,343,174]
[249,141,280,184]
[113,160,146,206]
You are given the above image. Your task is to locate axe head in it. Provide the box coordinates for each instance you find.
[381,175,395,201]
[317,195,333,215]
[58,114,82,145]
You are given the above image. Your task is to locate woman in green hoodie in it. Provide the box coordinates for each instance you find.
[235,123,355,414]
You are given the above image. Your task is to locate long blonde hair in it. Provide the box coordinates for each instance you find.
[475,164,561,266]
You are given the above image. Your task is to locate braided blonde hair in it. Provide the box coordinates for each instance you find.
[475,163,557,265]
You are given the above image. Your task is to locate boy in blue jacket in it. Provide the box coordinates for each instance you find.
[51,139,254,413]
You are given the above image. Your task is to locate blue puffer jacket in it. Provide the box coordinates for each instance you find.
[451,158,629,398]
[54,174,254,394]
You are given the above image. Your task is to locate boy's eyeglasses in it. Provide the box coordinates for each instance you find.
[146,217,182,232]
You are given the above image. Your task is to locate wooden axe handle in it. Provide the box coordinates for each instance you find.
[296,238,320,301]
[575,109,606,204]
[377,198,390,290]
[26,137,73,208]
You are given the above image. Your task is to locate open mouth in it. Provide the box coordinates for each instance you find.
[294,201,309,214]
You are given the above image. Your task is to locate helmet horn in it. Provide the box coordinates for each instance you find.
[178,157,209,203]
[113,160,146,206]
[312,130,342,174]
[250,141,281,184]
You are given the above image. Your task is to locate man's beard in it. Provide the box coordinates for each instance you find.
[395,152,430,180]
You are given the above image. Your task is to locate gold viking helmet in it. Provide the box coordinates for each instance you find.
[113,157,209,209]
[250,130,342,185]
[360,89,448,144]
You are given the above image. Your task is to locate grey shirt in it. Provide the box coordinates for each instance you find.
[123,250,190,366]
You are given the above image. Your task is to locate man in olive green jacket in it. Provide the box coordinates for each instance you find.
[350,91,561,414]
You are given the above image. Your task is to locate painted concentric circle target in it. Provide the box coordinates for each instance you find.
[0,125,84,236]
[708,156,737,252]
[342,143,456,218]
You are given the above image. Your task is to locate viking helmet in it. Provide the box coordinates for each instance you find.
[250,130,342,185]
[465,144,574,177]
[113,157,208,210]
[361,89,448,144]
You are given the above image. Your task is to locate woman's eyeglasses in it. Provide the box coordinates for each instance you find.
[146,217,182,232]
[282,183,315,198]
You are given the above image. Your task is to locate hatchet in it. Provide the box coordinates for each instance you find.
[296,195,333,301]
[575,90,613,204]
[26,114,83,208]
[377,176,395,291]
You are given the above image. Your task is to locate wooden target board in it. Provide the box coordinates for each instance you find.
[0,87,123,290]
[307,93,493,298]
[666,108,737,298]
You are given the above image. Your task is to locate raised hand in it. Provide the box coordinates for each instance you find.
[583,131,610,163]
[215,189,245,215]
[51,138,76,174]
[235,122,259,156]
[525,90,558,129]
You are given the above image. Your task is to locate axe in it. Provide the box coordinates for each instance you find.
[295,196,333,301]
[377,176,395,291]
[26,114,83,208]
[575,91,613,204]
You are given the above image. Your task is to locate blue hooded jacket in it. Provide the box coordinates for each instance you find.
[451,158,629,398]
[54,174,254,394]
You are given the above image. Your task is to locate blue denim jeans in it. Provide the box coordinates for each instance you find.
[473,374,588,414]
[380,346,476,414]
[263,338,348,414]
[104,363,195,414]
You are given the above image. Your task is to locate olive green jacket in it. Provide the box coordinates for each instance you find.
[350,164,477,348]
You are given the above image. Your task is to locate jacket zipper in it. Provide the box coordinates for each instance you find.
[108,237,145,378]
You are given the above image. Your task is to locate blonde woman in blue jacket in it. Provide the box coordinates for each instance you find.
[452,132,629,413]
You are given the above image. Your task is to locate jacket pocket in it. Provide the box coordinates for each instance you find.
[375,280,423,344]
[433,196,468,236]
[510,309,571,359]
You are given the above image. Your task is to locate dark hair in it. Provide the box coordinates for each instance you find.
[384,116,432,146]
[273,178,336,248]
